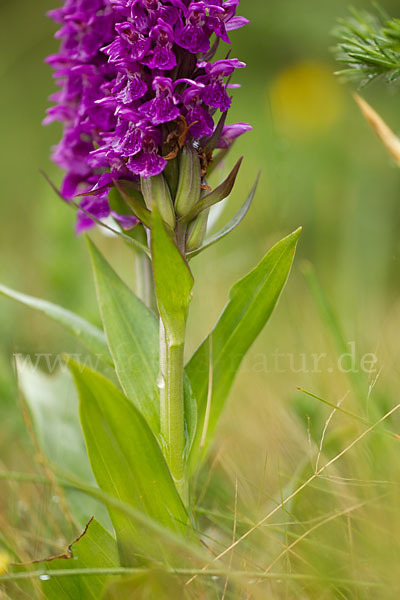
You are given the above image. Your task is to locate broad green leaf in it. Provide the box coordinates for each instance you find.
[182,157,243,223]
[0,284,112,366]
[33,518,118,600]
[151,204,194,338]
[88,239,196,451]
[16,360,111,530]
[187,174,259,259]
[88,239,160,432]
[186,228,301,465]
[71,362,189,565]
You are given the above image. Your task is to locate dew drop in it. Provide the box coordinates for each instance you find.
[157,372,165,391]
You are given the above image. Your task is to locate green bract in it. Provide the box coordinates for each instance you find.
[141,173,176,231]
[174,145,202,218]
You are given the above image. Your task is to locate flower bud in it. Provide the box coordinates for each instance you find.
[174,145,201,218]
[141,174,176,231]
[186,208,210,252]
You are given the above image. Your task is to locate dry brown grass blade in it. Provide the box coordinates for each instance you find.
[263,498,374,575]
[185,402,400,586]
[354,93,400,166]
[221,476,238,600]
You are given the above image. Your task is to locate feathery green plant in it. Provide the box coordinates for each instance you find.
[334,6,400,85]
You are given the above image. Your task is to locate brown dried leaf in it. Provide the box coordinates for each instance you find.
[354,93,400,167]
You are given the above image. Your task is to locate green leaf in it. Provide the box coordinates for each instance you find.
[151,203,194,339]
[206,148,230,178]
[187,174,259,258]
[41,170,150,256]
[70,362,189,565]
[88,239,196,451]
[16,360,111,530]
[186,228,301,464]
[28,518,119,600]
[182,157,243,223]
[203,110,228,154]
[88,239,160,433]
[0,284,112,366]
[183,374,197,456]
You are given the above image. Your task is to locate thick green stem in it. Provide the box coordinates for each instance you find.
[159,318,187,503]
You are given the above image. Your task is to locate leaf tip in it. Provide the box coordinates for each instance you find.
[289,226,302,247]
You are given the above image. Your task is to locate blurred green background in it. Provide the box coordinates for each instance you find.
[1,0,400,595]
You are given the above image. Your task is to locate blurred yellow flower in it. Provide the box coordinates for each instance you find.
[0,551,10,575]
[269,61,344,139]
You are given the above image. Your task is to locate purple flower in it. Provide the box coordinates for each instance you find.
[111,211,140,230]
[217,122,252,149]
[207,0,249,42]
[139,76,180,124]
[176,3,211,54]
[103,22,151,61]
[181,82,214,137]
[145,20,177,70]
[76,195,111,234]
[198,58,246,111]
[127,128,167,177]
[131,0,179,30]
[45,0,250,232]
[113,118,145,155]
[112,66,148,103]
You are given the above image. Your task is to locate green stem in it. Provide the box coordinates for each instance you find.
[159,317,187,503]
[134,227,157,313]
[136,251,157,313]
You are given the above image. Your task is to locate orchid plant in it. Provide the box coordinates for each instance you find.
[0,0,300,596]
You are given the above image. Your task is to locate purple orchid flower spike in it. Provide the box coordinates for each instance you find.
[45,0,251,232]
